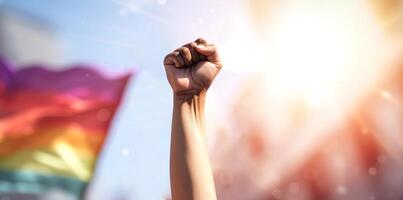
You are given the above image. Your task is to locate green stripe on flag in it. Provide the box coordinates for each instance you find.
[0,169,87,199]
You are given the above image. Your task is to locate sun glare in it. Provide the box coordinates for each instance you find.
[269,9,353,106]
[222,1,392,110]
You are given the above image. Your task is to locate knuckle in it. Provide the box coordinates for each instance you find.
[163,53,173,63]
[180,47,191,59]
[178,46,187,53]
[172,51,181,58]
[164,52,172,58]
[182,47,191,54]
[196,37,207,44]
[190,42,198,47]
[183,42,194,48]
[188,43,200,63]
[168,52,177,57]
[173,48,182,53]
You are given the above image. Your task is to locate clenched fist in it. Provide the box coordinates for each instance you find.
[164,38,222,96]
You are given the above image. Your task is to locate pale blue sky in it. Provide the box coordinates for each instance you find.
[0,0,239,199]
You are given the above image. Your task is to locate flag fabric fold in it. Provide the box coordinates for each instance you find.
[0,58,132,199]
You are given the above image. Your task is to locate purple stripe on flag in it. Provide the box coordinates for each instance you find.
[0,58,134,101]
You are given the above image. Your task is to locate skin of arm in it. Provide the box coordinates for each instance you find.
[163,38,222,200]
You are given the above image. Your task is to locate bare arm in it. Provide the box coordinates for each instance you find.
[164,38,222,200]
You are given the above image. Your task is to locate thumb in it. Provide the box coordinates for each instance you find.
[195,44,221,67]
[195,44,216,56]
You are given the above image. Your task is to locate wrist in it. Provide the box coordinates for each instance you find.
[174,89,207,104]
[173,89,207,132]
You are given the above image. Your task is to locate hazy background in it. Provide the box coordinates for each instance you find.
[2,0,403,200]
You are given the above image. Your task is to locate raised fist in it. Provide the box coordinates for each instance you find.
[164,38,222,96]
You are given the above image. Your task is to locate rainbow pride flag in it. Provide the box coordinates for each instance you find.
[0,58,132,199]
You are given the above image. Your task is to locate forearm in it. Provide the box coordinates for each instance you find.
[170,91,217,200]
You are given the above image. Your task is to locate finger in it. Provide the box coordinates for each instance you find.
[195,37,207,45]
[163,52,176,66]
[177,47,192,67]
[173,51,186,68]
[194,38,209,61]
[185,42,201,64]
[164,52,184,68]
[195,44,222,68]
[195,44,216,57]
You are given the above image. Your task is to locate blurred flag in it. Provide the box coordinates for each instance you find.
[0,58,132,200]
